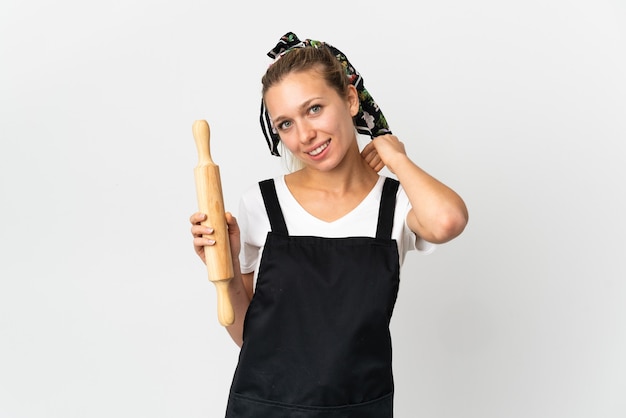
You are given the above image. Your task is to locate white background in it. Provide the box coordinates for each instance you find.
[1,1,625,417]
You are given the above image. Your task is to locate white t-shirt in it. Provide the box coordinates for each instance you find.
[238,175,435,276]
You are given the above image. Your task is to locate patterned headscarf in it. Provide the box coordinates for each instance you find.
[260,32,391,156]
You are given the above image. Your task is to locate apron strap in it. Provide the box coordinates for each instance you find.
[260,177,398,238]
[375,177,400,240]
[259,179,289,235]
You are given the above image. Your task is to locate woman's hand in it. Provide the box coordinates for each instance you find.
[190,211,241,264]
[361,134,407,174]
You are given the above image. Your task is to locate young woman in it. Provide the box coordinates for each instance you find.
[190,32,468,417]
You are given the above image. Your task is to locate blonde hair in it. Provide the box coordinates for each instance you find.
[277,143,304,173]
[262,46,350,99]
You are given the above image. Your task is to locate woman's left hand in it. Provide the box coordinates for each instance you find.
[361,134,407,174]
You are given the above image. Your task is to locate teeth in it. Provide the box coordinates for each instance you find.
[308,140,329,156]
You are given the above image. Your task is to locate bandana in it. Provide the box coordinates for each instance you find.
[260,32,391,156]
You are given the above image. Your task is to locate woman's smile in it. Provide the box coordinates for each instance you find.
[306,139,331,157]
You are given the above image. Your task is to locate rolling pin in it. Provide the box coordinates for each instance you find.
[192,120,235,326]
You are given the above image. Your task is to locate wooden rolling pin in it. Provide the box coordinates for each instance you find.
[192,120,235,326]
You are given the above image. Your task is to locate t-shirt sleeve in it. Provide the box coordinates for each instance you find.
[396,184,436,257]
[411,223,436,254]
[238,189,263,275]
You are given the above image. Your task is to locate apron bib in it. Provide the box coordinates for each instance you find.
[226,177,401,418]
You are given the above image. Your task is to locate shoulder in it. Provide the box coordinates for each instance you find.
[239,182,262,213]
[241,176,278,202]
[374,175,404,205]
[239,176,285,216]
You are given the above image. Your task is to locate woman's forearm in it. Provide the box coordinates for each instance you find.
[392,155,468,244]
[224,265,253,347]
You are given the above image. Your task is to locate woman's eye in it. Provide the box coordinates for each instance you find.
[279,120,292,130]
[310,104,321,114]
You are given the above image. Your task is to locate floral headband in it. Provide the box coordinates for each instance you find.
[260,32,391,156]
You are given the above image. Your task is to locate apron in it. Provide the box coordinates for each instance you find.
[226,177,401,418]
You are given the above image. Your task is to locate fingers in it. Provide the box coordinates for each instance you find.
[224,212,242,257]
[191,214,213,237]
[194,236,215,248]
[225,212,240,233]
[191,211,235,228]
[361,142,385,173]
[189,212,207,225]
[371,160,385,173]
[192,224,214,238]
[192,224,215,248]
[191,211,238,245]
[363,135,407,174]
[190,212,214,248]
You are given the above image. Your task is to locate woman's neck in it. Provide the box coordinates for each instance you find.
[284,145,380,222]
[287,143,378,195]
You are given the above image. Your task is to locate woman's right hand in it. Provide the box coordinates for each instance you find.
[190,211,241,264]
[191,211,250,346]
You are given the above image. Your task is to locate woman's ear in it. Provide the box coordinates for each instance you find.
[346,84,360,117]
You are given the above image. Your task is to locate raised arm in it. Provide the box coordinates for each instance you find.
[362,135,468,244]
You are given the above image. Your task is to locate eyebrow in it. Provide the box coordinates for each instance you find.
[272,97,323,126]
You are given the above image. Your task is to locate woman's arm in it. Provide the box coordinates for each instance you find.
[362,135,468,244]
[190,211,252,346]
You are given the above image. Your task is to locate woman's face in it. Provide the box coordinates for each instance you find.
[264,69,359,170]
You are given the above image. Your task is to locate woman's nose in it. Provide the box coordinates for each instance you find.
[298,121,316,144]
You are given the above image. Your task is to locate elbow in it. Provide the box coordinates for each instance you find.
[444,210,469,241]
[427,208,469,244]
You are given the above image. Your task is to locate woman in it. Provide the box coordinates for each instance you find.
[190,32,468,417]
